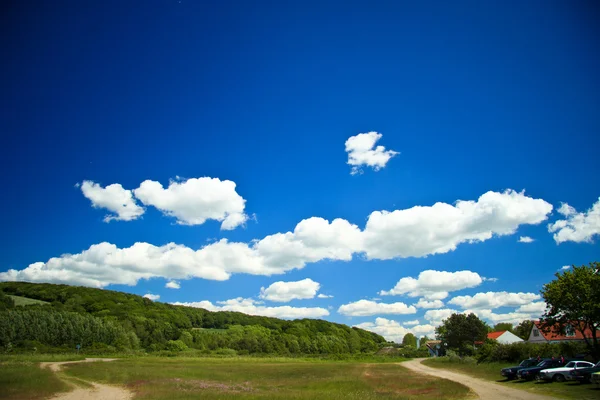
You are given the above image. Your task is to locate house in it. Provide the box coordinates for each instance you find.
[528,320,599,344]
[487,330,524,344]
[425,340,442,357]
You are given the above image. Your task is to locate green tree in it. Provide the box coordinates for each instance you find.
[493,323,514,332]
[0,291,15,310]
[435,313,489,356]
[541,262,600,360]
[514,320,534,340]
[402,333,417,347]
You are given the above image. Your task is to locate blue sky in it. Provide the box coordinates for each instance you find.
[1,0,599,341]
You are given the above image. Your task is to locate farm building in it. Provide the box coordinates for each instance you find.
[487,330,524,344]
[528,321,600,344]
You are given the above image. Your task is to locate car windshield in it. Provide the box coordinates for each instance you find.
[564,361,576,368]
[537,361,552,367]
[596,362,600,367]
[520,360,537,367]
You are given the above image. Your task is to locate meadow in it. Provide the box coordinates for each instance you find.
[422,358,600,400]
[0,356,473,400]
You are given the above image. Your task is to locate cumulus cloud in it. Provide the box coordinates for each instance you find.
[143,293,160,301]
[403,319,420,326]
[345,132,398,175]
[172,297,329,319]
[414,299,445,309]
[2,190,554,288]
[380,270,483,300]
[317,294,333,299]
[133,177,248,230]
[448,291,541,310]
[355,318,435,342]
[80,181,144,222]
[259,278,320,302]
[165,280,180,289]
[516,301,547,314]
[518,236,534,243]
[423,308,461,326]
[337,300,416,316]
[363,190,552,259]
[467,309,539,325]
[548,198,600,243]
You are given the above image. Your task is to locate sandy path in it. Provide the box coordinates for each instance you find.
[401,358,559,400]
[40,358,132,400]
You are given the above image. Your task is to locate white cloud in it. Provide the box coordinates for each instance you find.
[354,317,435,342]
[423,308,461,326]
[468,309,539,325]
[380,270,483,299]
[259,278,320,302]
[518,236,534,243]
[172,297,329,319]
[363,190,552,259]
[403,319,420,326]
[548,198,600,243]
[345,132,398,175]
[317,294,333,299]
[80,181,144,222]
[561,265,571,271]
[515,301,547,314]
[1,190,554,288]
[414,299,445,309]
[448,291,541,310]
[483,277,499,282]
[165,280,180,289]
[143,293,160,301]
[133,177,248,230]
[337,300,417,316]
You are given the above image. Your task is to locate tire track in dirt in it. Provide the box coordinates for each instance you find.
[40,358,132,400]
[401,358,560,400]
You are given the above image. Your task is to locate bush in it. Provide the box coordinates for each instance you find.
[475,341,589,363]
[213,348,237,356]
[165,340,188,352]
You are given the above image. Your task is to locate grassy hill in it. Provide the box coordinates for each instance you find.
[0,282,385,355]
[7,294,48,306]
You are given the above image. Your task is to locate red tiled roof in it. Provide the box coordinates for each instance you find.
[534,321,599,341]
[487,331,506,340]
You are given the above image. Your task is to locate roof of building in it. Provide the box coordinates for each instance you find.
[487,331,507,340]
[533,321,599,341]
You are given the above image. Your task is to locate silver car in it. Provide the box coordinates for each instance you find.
[539,361,594,382]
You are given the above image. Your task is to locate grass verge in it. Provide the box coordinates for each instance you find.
[423,358,600,400]
[62,357,473,399]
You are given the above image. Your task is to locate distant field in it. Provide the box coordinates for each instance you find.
[61,357,473,400]
[7,295,48,306]
[423,358,600,400]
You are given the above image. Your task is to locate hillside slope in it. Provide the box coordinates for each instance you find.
[0,282,385,354]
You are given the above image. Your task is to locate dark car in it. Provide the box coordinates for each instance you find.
[568,361,600,383]
[517,359,566,380]
[500,358,539,380]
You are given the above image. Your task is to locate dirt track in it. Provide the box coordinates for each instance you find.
[40,358,132,400]
[402,358,560,400]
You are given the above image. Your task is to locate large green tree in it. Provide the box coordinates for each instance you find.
[493,323,514,333]
[435,313,488,356]
[402,333,417,347]
[541,262,600,360]
[514,320,534,340]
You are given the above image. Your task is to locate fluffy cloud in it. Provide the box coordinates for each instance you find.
[518,236,534,243]
[403,319,420,326]
[448,291,541,310]
[133,177,248,230]
[172,297,329,319]
[337,300,416,316]
[354,318,435,342]
[414,299,445,309]
[548,198,600,243]
[143,293,160,301]
[423,308,461,326]
[259,278,320,302]
[80,181,144,222]
[345,132,398,175]
[561,265,571,271]
[165,280,180,289]
[317,294,333,299]
[515,301,547,314]
[363,190,552,259]
[380,270,483,299]
[468,309,538,325]
[2,190,554,288]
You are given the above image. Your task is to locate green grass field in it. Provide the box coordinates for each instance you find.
[7,294,48,306]
[422,358,600,400]
[0,360,70,400]
[58,357,473,400]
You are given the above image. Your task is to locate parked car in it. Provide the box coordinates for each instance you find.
[500,358,540,380]
[568,361,600,383]
[592,372,600,386]
[517,359,566,380]
[537,361,594,382]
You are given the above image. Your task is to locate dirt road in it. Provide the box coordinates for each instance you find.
[40,358,132,400]
[402,358,559,400]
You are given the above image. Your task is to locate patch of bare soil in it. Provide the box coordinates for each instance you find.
[40,358,132,400]
[401,358,560,400]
